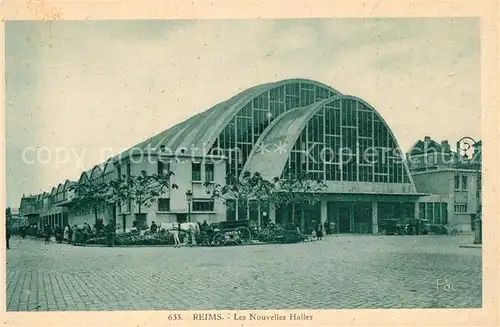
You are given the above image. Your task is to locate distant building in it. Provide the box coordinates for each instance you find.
[6,207,27,232]
[407,136,482,232]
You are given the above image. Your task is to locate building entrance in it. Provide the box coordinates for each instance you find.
[327,201,372,234]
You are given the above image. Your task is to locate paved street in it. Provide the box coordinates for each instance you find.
[6,234,481,311]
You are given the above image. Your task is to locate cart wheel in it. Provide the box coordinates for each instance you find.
[212,233,226,246]
[235,227,252,244]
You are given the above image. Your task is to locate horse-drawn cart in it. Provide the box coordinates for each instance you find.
[210,220,253,246]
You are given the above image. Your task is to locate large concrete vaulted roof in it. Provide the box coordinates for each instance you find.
[116,78,341,159]
[242,95,414,184]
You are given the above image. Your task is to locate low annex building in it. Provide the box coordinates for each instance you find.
[406,136,482,233]
[20,78,459,235]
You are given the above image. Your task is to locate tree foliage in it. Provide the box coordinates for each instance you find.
[113,170,178,214]
[204,170,327,212]
[272,171,327,208]
[70,180,110,224]
[204,171,275,212]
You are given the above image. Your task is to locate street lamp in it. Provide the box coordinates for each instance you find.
[185,190,193,223]
[456,137,481,244]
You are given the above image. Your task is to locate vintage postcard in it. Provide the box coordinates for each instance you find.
[1,1,498,326]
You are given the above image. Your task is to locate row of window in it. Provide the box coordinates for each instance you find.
[192,162,214,182]
[454,204,468,213]
[454,174,468,190]
[157,199,215,212]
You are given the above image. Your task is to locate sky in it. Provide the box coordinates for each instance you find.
[5,18,480,207]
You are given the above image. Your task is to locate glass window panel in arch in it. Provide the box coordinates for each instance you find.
[359,165,373,182]
[300,82,315,91]
[253,110,268,136]
[270,86,285,102]
[388,158,396,182]
[224,123,236,148]
[373,118,389,147]
[373,149,386,174]
[403,170,410,183]
[359,138,374,164]
[300,88,315,106]
[315,86,330,100]
[358,110,373,137]
[285,83,300,96]
[342,161,357,181]
[325,163,341,181]
[270,101,285,119]
[239,104,252,118]
[285,95,300,110]
[342,127,357,155]
[238,143,251,166]
[270,88,279,102]
[309,143,322,171]
[236,117,251,143]
[324,136,340,163]
[341,100,357,127]
[308,116,323,143]
[394,163,403,183]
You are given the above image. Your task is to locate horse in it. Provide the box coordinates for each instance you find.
[159,222,200,244]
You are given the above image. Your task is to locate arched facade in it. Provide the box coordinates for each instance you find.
[78,172,89,184]
[208,79,340,181]
[102,161,116,183]
[244,95,416,193]
[27,78,425,234]
[89,165,103,183]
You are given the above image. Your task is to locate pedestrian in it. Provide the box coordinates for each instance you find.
[316,224,323,240]
[150,221,158,234]
[311,228,317,241]
[54,224,62,244]
[172,222,181,248]
[44,224,51,244]
[71,225,78,246]
[63,224,71,244]
[6,224,10,250]
[190,225,197,246]
[105,221,115,247]
[324,220,330,235]
[201,220,208,230]
[20,226,26,239]
[82,222,92,244]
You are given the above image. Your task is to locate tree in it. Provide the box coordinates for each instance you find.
[204,171,275,224]
[113,170,178,226]
[70,180,109,226]
[272,171,327,230]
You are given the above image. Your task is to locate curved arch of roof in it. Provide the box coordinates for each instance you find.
[243,95,416,187]
[56,183,64,194]
[50,187,57,196]
[78,172,89,184]
[89,165,103,180]
[242,97,336,180]
[130,78,342,156]
[102,160,115,175]
[62,180,72,191]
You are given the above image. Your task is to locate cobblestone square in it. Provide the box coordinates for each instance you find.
[6,234,481,311]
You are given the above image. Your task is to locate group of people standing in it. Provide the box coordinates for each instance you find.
[41,222,93,245]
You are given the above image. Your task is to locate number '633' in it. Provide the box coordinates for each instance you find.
[168,314,182,320]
